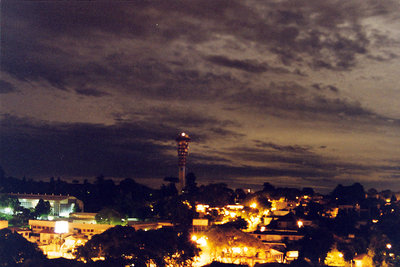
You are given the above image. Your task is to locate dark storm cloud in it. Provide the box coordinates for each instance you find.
[312,83,339,93]
[0,112,244,179]
[217,144,399,182]
[0,80,18,94]
[135,70,242,101]
[191,162,331,179]
[196,0,376,70]
[199,1,371,70]
[367,52,399,62]
[206,55,268,73]
[253,140,310,153]
[1,2,150,38]
[112,107,243,143]
[228,82,400,125]
[75,88,111,97]
[1,2,138,89]
[223,146,336,173]
[0,114,176,178]
[205,55,296,74]
[3,0,397,92]
[206,55,274,74]
[1,5,74,90]
[0,113,364,183]
[1,42,74,90]
[0,113,325,183]
[190,153,233,165]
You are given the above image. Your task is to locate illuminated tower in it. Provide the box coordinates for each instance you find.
[176,132,191,193]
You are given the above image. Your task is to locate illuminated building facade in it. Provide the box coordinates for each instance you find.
[9,193,84,217]
[176,132,191,193]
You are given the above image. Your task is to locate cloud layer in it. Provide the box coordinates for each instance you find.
[1,0,399,192]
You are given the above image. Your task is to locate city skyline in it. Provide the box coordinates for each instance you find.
[1,1,400,193]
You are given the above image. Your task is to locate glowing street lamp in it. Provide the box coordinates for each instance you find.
[387,244,392,249]
[54,221,69,234]
[191,235,207,247]
[232,247,241,254]
[297,220,304,228]
[197,237,207,247]
[54,221,69,255]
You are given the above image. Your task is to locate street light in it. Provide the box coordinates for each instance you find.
[297,220,304,228]
[54,221,69,256]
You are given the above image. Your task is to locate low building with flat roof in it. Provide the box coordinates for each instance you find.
[0,220,8,229]
[29,219,113,238]
[251,229,304,242]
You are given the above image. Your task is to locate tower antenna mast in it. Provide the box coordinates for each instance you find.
[176,132,191,193]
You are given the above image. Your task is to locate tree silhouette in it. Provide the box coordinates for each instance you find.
[95,208,126,225]
[75,225,198,266]
[299,227,334,264]
[205,226,269,263]
[0,228,45,265]
[185,172,198,194]
[34,199,51,219]
[221,217,248,230]
[331,183,365,204]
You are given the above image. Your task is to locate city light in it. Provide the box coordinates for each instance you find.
[4,207,12,214]
[387,243,392,249]
[250,202,257,209]
[196,204,209,213]
[297,220,303,228]
[196,237,207,247]
[191,235,207,247]
[232,247,241,254]
[287,251,299,258]
[54,221,69,234]
[226,205,244,210]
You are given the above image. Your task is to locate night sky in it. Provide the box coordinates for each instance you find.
[1,1,399,193]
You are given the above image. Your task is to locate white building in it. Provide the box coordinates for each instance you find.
[9,193,84,217]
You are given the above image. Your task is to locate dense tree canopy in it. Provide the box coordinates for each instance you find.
[204,226,270,263]
[0,228,45,266]
[95,208,126,225]
[331,183,365,205]
[75,225,199,266]
[0,194,21,213]
[298,227,334,264]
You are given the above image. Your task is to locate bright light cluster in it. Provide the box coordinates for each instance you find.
[54,221,69,234]
[196,204,209,213]
[191,235,208,247]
